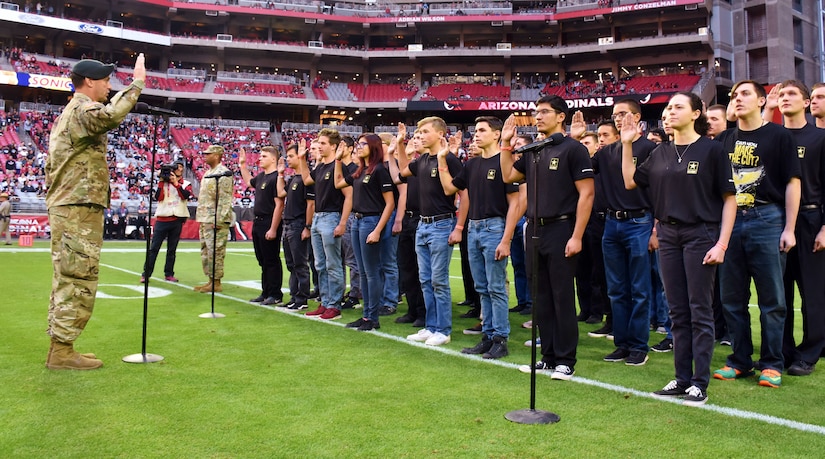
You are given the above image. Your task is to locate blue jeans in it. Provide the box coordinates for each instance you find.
[416,216,456,335]
[352,215,383,322]
[468,217,510,339]
[719,203,787,372]
[380,210,400,307]
[603,213,653,353]
[343,214,361,298]
[650,250,672,339]
[510,216,532,307]
[311,212,345,308]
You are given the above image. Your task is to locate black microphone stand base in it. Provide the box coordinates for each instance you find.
[199,312,225,318]
[122,352,164,364]
[505,408,560,425]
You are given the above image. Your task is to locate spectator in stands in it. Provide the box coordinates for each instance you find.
[141,162,190,283]
[117,201,129,239]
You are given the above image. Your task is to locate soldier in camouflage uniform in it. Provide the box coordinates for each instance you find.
[44,55,146,370]
[0,192,11,244]
[194,144,234,293]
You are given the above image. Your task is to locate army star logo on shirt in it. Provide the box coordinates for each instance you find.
[486,169,496,180]
[363,174,371,183]
[549,158,559,170]
[431,168,438,177]
[324,171,331,180]
[260,183,266,189]
[687,161,699,175]
[291,183,298,190]
[798,146,806,158]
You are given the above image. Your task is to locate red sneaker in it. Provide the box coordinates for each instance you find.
[305,305,327,317]
[319,308,342,320]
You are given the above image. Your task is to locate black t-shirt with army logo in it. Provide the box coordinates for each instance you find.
[715,123,801,207]
[451,153,518,220]
[786,123,825,207]
[634,136,735,224]
[310,160,344,212]
[250,171,279,217]
[344,163,394,214]
[592,137,655,211]
[284,174,315,221]
[514,136,594,219]
[408,152,462,217]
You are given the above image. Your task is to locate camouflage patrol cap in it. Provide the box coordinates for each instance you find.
[204,145,224,155]
[72,59,116,80]
[0,192,8,199]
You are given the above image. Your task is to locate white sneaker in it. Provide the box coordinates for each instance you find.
[407,329,433,342]
[550,365,575,381]
[425,332,451,346]
[523,338,541,347]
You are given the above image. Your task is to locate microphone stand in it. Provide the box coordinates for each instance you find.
[505,142,559,425]
[199,171,226,319]
[124,112,165,364]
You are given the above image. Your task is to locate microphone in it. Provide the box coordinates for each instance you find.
[514,133,565,155]
[134,102,181,117]
[205,170,234,179]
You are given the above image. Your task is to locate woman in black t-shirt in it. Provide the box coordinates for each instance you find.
[620,92,737,406]
[334,134,395,330]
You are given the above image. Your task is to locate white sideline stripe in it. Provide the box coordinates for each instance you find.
[98,261,825,436]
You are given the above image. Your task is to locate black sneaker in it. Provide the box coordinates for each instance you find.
[585,314,603,324]
[357,319,379,331]
[576,312,588,322]
[395,314,416,324]
[519,305,533,316]
[652,380,689,397]
[683,385,708,407]
[651,338,673,353]
[412,318,425,327]
[460,307,480,319]
[788,361,816,376]
[340,296,360,309]
[378,305,397,316]
[346,318,366,328]
[518,360,553,373]
[308,289,319,299]
[249,295,265,303]
[588,324,612,338]
[625,351,649,366]
[261,297,283,306]
[462,336,493,355]
[603,348,631,362]
[482,337,509,359]
[287,302,308,311]
[284,300,296,309]
[509,304,527,313]
[463,323,482,335]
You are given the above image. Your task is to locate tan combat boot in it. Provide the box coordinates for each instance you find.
[211,279,222,292]
[46,340,103,370]
[193,279,212,292]
[46,341,96,360]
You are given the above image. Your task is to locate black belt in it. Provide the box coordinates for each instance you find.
[420,213,454,224]
[607,208,647,220]
[801,203,821,211]
[354,212,379,219]
[594,211,606,220]
[404,210,420,219]
[531,214,573,226]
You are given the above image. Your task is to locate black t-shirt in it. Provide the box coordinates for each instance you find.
[345,163,394,214]
[250,170,279,217]
[514,135,594,218]
[383,159,400,204]
[634,137,735,224]
[409,153,462,216]
[284,174,315,221]
[786,123,825,207]
[310,160,345,212]
[592,137,655,211]
[452,153,518,220]
[403,174,421,213]
[716,123,802,207]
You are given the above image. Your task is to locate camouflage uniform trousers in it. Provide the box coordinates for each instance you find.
[0,217,10,243]
[47,204,104,343]
[199,223,229,279]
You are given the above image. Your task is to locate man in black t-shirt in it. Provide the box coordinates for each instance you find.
[501,95,594,380]
[279,144,315,310]
[763,80,825,377]
[438,116,520,359]
[239,146,284,306]
[713,80,802,389]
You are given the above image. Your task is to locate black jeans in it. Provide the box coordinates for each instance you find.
[143,218,185,277]
[283,219,311,305]
[458,225,479,307]
[253,217,283,300]
[398,214,425,319]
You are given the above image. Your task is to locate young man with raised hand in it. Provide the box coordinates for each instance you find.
[763,81,825,377]
[436,116,520,359]
[713,80,802,388]
[500,95,594,380]
[398,116,468,346]
[297,128,353,321]
[278,143,315,310]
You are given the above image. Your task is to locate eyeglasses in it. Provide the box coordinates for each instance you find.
[531,109,558,117]
[356,142,368,148]
[611,111,631,120]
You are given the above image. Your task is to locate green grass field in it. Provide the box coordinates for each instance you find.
[2,240,825,458]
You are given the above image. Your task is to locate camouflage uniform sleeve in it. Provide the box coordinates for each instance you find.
[77,80,145,136]
[218,174,234,225]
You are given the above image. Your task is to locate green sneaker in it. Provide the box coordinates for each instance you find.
[713,365,754,380]
[758,369,782,388]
